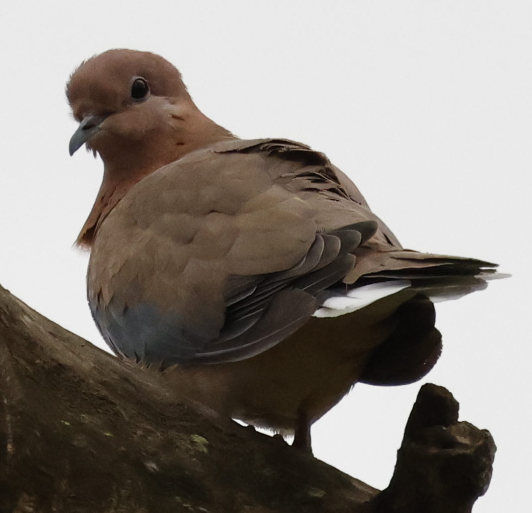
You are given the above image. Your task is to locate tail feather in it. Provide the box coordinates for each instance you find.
[315,252,504,317]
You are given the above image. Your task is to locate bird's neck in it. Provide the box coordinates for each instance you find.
[76,110,235,249]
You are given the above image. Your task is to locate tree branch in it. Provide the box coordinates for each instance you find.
[0,284,495,512]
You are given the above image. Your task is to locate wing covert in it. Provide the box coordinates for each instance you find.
[88,146,371,365]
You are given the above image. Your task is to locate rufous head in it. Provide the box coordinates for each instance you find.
[68,49,202,168]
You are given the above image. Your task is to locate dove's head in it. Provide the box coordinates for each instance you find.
[67,49,232,172]
[67,49,233,248]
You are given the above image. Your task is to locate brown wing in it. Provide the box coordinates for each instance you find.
[87,142,372,365]
[89,138,496,367]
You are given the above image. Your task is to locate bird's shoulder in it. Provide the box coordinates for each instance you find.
[128,137,389,232]
[208,137,371,207]
[130,137,369,207]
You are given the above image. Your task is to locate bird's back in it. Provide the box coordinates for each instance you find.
[88,138,495,370]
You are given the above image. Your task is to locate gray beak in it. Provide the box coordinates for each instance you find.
[69,115,106,156]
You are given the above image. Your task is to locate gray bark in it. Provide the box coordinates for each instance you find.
[0,284,495,512]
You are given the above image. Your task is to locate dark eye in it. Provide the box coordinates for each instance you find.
[131,78,149,100]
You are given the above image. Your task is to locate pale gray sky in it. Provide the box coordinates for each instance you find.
[1,2,530,511]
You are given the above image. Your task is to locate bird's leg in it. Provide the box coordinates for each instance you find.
[292,409,313,453]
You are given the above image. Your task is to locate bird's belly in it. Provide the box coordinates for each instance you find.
[228,349,365,433]
[165,313,393,433]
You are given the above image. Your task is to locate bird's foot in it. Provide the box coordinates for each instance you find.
[292,410,313,454]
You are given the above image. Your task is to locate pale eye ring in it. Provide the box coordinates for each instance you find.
[131,78,150,100]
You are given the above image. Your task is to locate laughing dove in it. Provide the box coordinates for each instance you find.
[67,49,497,450]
